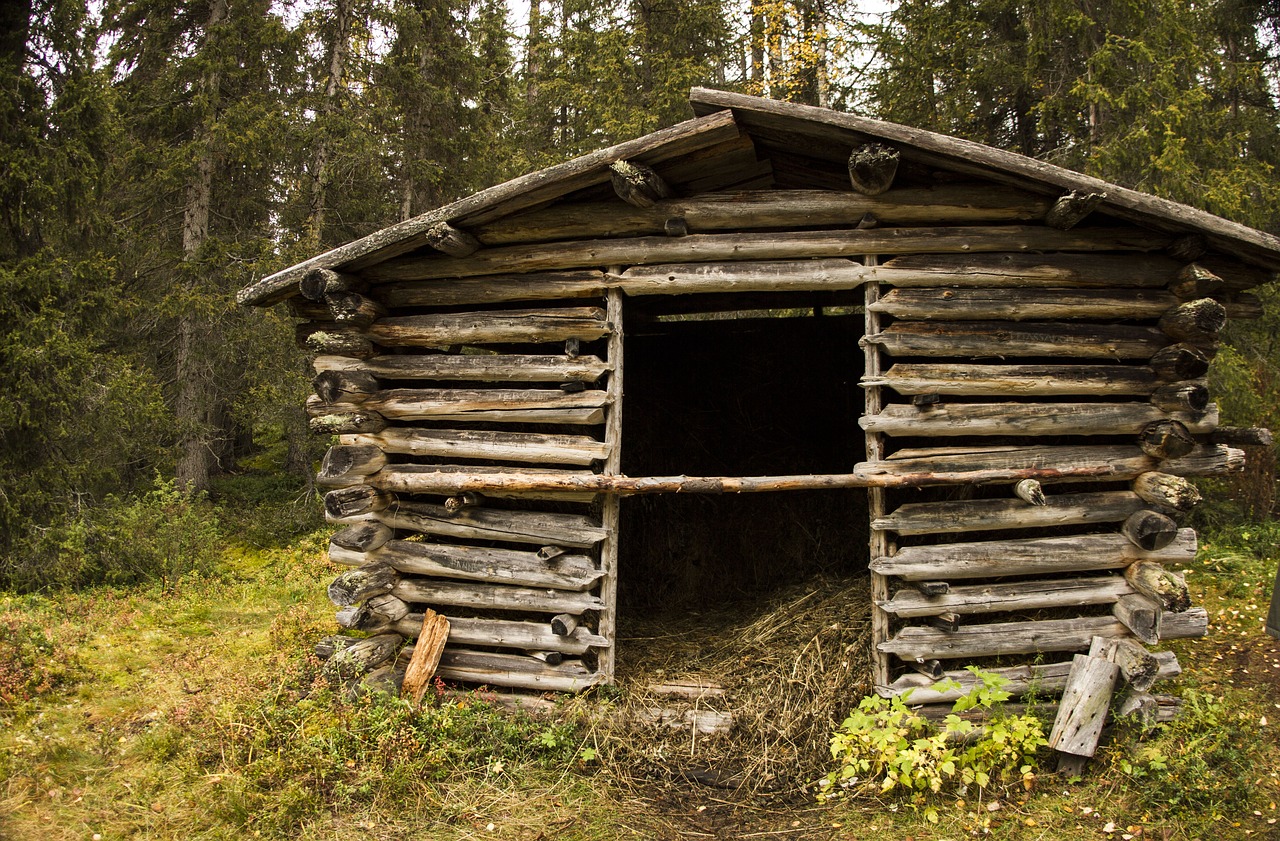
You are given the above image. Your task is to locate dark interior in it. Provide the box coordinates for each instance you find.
[617,303,870,609]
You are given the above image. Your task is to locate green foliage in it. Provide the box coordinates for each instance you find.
[819,669,1047,801]
[0,605,82,707]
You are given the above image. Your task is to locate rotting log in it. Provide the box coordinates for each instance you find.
[315,635,359,660]
[551,614,579,636]
[391,577,605,615]
[1169,264,1226,300]
[1124,562,1191,612]
[1114,594,1162,645]
[326,292,386,328]
[878,576,1135,618]
[1089,636,1162,693]
[301,267,361,301]
[1014,479,1046,506]
[317,444,388,487]
[868,287,1175,321]
[1133,472,1203,512]
[315,352,610,383]
[350,427,609,466]
[298,324,375,358]
[401,610,450,706]
[366,307,609,348]
[864,363,1157,397]
[1044,190,1106,230]
[872,491,1145,535]
[328,562,398,606]
[870,529,1195,580]
[1208,426,1274,447]
[1049,654,1119,760]
[379,500,606,549]
[1137,420,1196,461]
[331,522,395,553]
[1116,691,1159,731]
[861,401,1216,438]
[362,226,1173,282]
[1159,298,1226,345]
[330,539,603,592]
[1149,343,1211,381]
[324,485,393,520]
[434,648,603,692]
[1160,607,1208,639]
[1120,510,1180,551]
[314,370,379,404]
[1150,381,1210,413]
[321,633,402,682]
[425,221,481,257]
[862,321,1169,360]
[880,655,1181,704]
[392,615,608,655]
[847,143,899,195]
[309,410,388,436]
[609,160,673,207]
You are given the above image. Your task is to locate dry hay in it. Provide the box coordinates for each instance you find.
[598,573,874,795]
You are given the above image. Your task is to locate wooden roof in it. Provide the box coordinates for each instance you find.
[238,88,1280,307]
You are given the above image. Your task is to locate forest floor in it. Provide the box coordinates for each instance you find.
[4,481,1280,840]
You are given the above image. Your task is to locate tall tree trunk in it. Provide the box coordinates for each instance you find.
[309,0,353,250]
[175,0,228,493]
[525,0,541,107]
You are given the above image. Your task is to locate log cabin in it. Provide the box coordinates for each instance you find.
[239,89,1280,724]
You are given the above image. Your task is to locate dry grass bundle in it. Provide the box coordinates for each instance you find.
[595,573,874,795]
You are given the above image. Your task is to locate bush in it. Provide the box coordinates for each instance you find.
[0,607,81,706]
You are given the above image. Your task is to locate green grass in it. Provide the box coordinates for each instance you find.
[3,486,1280,839]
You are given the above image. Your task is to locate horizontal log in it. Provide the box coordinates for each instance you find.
[309,410,388,436]
[325,485,393,520]
[392,577,605,615]
[1159,298,1226,345]
[873,491,1146,535]
[369,465,602,502]
[870,529,1196,580]
[864,363,1156,396]
[879,575,1136,618]
[1114,594,1162,645]
[301,267,362,301]
[1045,190,1106,231]
[364,387,608,425]
[379,500,606,548]
[349,427,608,467]
[861,401,1216,438]
[862,321,1169,360]
[366,307,609,348]
[326,291,386,328]
[314,352,610,383]
[331,521,395,552]
[848,142,899,195]
[1150,381,1210,413]
[298,324,375,358]
[330,539,602,591]
[868,288,1175,321]
[1137,420,1196,460]
[614,258,870,295]
[376,270,607,308]
[1126,562,1191,612]
[1148,343,1212,381]
[1120,510,1180,551]
[314,370,379,404]
[435,648,603,692]
[1160,606,1207,638]
[1133,472,1203,511]
[879,610,1206,661]
[470,187,1053,245]
[321,633,402,682]
[1208,426,1274,447]
[363,226,1173,282]
[392,614,608,654]
[878,252,1182,289]
[317,444,388,487]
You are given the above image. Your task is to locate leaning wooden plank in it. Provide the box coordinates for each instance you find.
[434,648,603,692]
[364,226,1173,282]
[401,610,450,706]
[470,187,1052,245]
[864,363,1156,396]
[315,353,610,383]
[869,288,1176,321]
[366,307,608,348]
[392,614,608,655]
[861,402,1215,438]
[239,110,743,305]
[391,578,605,615]
[363,387,608,425]
[379,500,606,549]
[879,576,1136,617]
[870,529,1196,581]
[873,491,1146,535]
[1049,654,1120,758]
[330,540,602,592]
[350,427,610,466]
[879,252,1182,289]
[862,321,1169,360]
[878,611,1204,661]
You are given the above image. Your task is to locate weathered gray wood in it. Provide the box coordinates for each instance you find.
[1168,235,1208,262]
[1160,607,1208,639]
[1116,691,1159,730]
[1169,263,1225,300]
[1208,426,1274,447]
[1049,654,1119,758]
[1162,444,1244,475]
[313,369,380,404]
[299,324,375,358]
[326,291,386,328]
[848,142,899,194]
[443,492,484,514]
[333,539,602,591]
[598,285,624,682]
[609,160,673,207]
[366,307,609,348]
[1120,510,1180,551]
[321,633,402,682]
[1089,636,1162,692]
[301,267,361,301]
[376,271,607,307]
[328,562,399,606]
[879,576,1135,618]
[1114,594,1162,645]
[391,577,605,615]
[470,187,1052,245]
[1045,190,1106,230]
[1133,472,1203,511]
[879,252,1182,289]
[309,409,388,435]
[551,614,579,636]
[317,444,387,487]
[874,491,1146,535]
[324,485,393,520]
[1149,343,1211,381]
[1150,381,1210,413]
[425,221,481,257]
[350,427,609,466]
[331,522,395,552]
[865,363,1157,397]
[862,401,1216,438]
[315,635,359,660]
[916,581,950,596]
[689,88,1280,270]
[614,258,870,296]
[364,226,1172,282]
[1125,561,1191,612]
[1159,298,1227,344]
[870,529,1195,580]
[315,352,610,383]
[363,387,608,425]
[1014,479,1046,506]
[869,287,1175,321]
[863,320,1169,360]
[380,500,605,549]
[393,614,607,655]
[240,109,743,305]
[435,648,602,692]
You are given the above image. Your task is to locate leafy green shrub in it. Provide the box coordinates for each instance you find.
[0,608,81,706]
[819,668,1048,801]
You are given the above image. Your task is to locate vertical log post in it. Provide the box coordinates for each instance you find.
[865,255,892,690]
[599,283,625,681]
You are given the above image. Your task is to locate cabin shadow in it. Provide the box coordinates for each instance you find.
[616,299,870,644]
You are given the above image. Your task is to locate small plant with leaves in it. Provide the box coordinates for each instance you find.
[818,667,1048,801]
